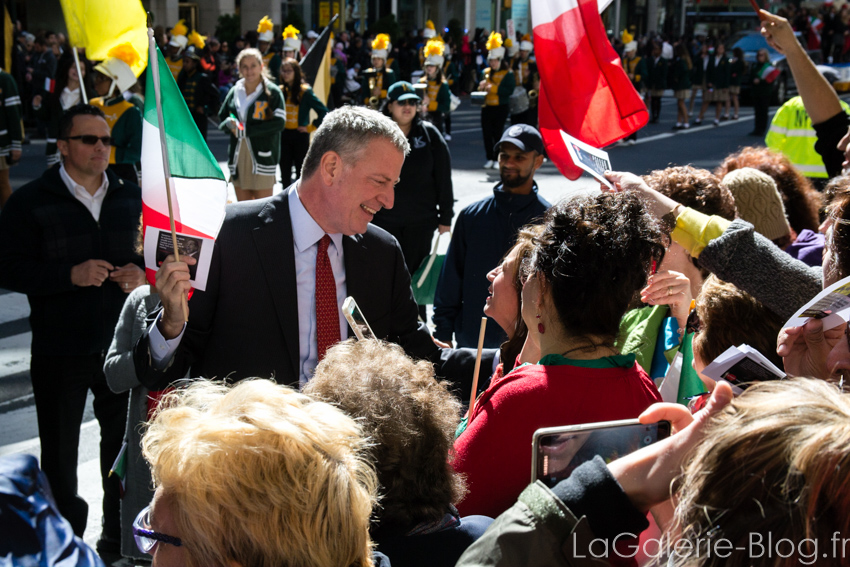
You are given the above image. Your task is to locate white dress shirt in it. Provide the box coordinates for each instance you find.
[149,187,349,385]
[59,164,109,221]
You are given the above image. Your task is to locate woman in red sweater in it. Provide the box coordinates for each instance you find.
[453,192,666,519]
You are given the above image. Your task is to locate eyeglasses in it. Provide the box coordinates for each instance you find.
[62,135,113,146]
[394,99,419,107]
[133,505,183,554]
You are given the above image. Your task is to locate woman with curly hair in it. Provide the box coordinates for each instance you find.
[452,192,665,520]
[304,339,493,567]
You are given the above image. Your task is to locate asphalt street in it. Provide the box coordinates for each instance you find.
[0,92,786,553]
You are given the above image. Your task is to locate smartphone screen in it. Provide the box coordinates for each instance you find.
[342,296,375,341]
[533,421,671,488]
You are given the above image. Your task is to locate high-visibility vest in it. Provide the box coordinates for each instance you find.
[766,96,850,178]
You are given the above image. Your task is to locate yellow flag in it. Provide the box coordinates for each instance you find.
[59,0,148,77]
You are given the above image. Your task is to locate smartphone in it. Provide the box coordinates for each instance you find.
[531,419,671,487]
[342,296,375,341]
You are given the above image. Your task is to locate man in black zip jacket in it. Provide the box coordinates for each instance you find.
[0,104,144,557]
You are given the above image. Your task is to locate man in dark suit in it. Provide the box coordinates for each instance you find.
[135,106,491,395]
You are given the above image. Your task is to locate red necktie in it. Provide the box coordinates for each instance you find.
[316,234,340,361]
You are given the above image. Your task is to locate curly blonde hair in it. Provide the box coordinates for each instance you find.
[143,379,378,567]
[304,339,466,527]
[672,378,850,567]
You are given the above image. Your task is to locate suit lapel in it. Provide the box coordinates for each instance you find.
[252,190,300,379]
[342,233,367,340]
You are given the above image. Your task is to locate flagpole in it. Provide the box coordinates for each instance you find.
[72,48,87,104]
[148,27,188,321]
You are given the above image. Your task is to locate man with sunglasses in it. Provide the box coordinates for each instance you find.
[0,104,144,560]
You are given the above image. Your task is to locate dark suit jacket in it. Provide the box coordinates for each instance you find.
[134,189,494,399]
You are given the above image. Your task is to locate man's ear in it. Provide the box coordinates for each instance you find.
[319,151,341,186]
[57,139,69,159]
[532,151,545,172]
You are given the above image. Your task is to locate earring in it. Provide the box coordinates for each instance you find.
[537,313,545,334]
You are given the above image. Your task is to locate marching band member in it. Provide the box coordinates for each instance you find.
[90,44,142,185]
[282,24,302,62]
[278,57,327,184]
[419,39,451,135]
[361,34,397,108]
[479,32,515,169]
[165,20,188,81]
[257,16,282,82]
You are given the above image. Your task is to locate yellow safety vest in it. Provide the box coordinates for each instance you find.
[766,96,850,178]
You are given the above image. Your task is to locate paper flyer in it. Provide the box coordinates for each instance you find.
[559,130,613,188]
[784,274,850,331]
[144,228,215,291]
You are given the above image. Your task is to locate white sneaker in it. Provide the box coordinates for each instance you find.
[483,160,494,169]
[491,161,500,169]
[683,123,690,129]
[444,134,452,141]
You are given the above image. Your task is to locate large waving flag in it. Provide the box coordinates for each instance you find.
[142,35,227,288]
[60,0,148,76]
[533,0,648,179]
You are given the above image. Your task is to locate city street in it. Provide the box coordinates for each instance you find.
[0,92,794,552]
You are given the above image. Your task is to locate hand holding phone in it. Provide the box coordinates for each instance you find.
[342,296,375,340]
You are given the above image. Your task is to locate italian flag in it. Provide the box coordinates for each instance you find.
[758,63,781,84]
[141,38,227,288]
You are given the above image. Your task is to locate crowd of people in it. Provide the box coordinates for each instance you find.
[4,6,850,567]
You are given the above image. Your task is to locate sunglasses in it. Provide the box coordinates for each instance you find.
[394,99,419,107]
[63,135,113,146]
[133,505,183,554]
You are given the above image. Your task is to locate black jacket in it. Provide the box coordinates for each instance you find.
[372,119,453,228]
[0,165,143,355]
[134,187,494,399]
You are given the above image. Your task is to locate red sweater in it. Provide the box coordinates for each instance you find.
[452,357,662,518]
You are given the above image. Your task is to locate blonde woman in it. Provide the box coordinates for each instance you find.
[218,48,285,201]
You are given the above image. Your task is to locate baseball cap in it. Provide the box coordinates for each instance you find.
[387,81,421,103]
[495,124,545,155]
[307,30,319,39]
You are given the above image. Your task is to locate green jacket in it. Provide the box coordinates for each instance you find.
[707,56,731,89]
[284,84,328,128]
[645,56,668,91]
[730,58,746,87]
[218,79,285,178]
[691,55,708,85]
[670,58,692,91]
[90,95,142,165]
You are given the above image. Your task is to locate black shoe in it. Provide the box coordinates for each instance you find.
[96,538,122,566]
[694,118,702,125]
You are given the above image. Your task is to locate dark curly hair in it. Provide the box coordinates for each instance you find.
[715,146,822,234]
[643,165,737,220]
[303,339,466,527]
[528,192,667,341]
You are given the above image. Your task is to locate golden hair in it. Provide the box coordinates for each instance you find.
[672,378,850,567]
[693,275,784,375]
[143,379,378,567]
[304,339,466,527]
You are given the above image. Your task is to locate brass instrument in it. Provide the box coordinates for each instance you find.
[362,69,380,109]
[528,89,538,100]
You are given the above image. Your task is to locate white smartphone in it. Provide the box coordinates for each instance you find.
[342,296,375,341]
[531,418,671,487]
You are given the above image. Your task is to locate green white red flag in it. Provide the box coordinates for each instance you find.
[141,38,227,290]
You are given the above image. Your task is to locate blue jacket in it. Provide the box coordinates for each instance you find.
[433,183,550,348]
[0,454,104,566]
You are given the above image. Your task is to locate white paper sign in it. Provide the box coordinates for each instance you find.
[784,274,850,331]
[560,130,613,188]
[144,228,215,291]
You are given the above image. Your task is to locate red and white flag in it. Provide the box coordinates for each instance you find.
[533,0,648,179]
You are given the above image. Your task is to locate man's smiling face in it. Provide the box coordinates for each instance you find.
[326,137,402,235]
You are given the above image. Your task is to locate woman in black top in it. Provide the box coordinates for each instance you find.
[373,81,454,319]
